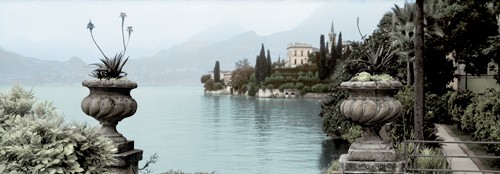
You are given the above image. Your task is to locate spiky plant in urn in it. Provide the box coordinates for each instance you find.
[82,12,137,144]
[339,45,404,164]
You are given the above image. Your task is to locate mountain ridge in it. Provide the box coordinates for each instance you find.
[0,2,350,86]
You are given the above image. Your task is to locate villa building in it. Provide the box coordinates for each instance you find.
[286,22,348,68]
[208,70,232,84]
[286,43,318,68]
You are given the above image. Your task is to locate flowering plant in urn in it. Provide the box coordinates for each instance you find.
[81,12,138,143]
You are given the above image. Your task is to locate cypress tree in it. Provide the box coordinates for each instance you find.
[266,49,272,77]
[329,38,337,75]
[319,35,329,80]
[255,55,261,84]
[277,56,281,68]
[336,32,343,60]
[213,61,221,83]
[255,44,267,84]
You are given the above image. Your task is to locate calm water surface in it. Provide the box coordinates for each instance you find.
[6,85,348,174]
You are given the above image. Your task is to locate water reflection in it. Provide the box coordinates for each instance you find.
[319,138,350,171]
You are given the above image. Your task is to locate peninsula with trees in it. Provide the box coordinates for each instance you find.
[200,23,348,98]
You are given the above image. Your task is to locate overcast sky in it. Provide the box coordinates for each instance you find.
[0,0,405,62]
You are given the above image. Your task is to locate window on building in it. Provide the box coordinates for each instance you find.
[301,50,303,56]
[294,59,297,65]
[294,50,297,56]
[301,60,303,64]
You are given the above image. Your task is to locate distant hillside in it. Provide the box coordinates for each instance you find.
[0,47,89,85]
[0,2,356,86]
[124,3,339,86]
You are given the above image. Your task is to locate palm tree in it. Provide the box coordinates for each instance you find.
[389,2,416,85]
[387,1,445,86]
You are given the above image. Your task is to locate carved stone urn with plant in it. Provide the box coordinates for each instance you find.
[81,12,137,144]
[339,45,403,163]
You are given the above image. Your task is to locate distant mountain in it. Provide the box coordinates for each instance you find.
[124,3,339,86]
[0,2,355,86]
[0,47,89,85]
[188,20,250,43]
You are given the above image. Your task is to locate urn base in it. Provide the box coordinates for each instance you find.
[339,154,405,174]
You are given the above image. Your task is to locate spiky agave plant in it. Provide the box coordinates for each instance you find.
[87,12,133,79]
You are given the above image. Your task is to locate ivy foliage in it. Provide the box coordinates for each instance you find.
[0,85,116,173]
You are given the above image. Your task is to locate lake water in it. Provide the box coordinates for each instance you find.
[2,85,348,174]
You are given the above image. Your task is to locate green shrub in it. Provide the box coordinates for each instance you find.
[462,89,500,155]
[295,82,305,90]
[311,84,329,93]
[444,90,475,128]
[266,84,274,90]
[392,87,442,145]
[320,64,358,140]
[203,79,215,91]
[279,82,295,92]
[425,93,451,124]
[213,82,223,90]
[0,85,116,173]
[301,86,311,95]
[298,71,305,77]
[247,82,258,96]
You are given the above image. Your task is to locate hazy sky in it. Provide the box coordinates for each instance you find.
[0,0,405,62]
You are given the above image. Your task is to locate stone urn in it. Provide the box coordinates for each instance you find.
[81,79,138,143]
[339,80,403,162]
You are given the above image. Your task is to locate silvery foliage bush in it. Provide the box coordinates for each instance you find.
[0,85,116,173]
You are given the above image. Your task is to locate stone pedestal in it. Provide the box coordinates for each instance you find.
[338,140,405,174]
[339,154,405,174]
[109,141,143,174]
[347,141,396,162]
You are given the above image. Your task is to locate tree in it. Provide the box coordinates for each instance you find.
[255,55,261,84]
[235,59,251,69]
[441,1,499,75]
[319,35,329,80]
[336,32,343,60]
[267,49,272,77]
[213,61,220,83]
[329,36,337,75]
[414,0,425,140]
[204,79,215,91]
[255,44,270,85]
[274,56,282,68]
[200,74,211,84]
[230,65,255,94]
[383,1,453,93]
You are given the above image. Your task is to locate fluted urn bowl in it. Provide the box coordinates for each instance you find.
[81,79,138,143]
[339,80,403,126]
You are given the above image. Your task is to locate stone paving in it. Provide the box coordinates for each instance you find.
[435,124,482,174]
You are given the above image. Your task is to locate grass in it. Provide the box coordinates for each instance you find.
[446,125,500,171]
